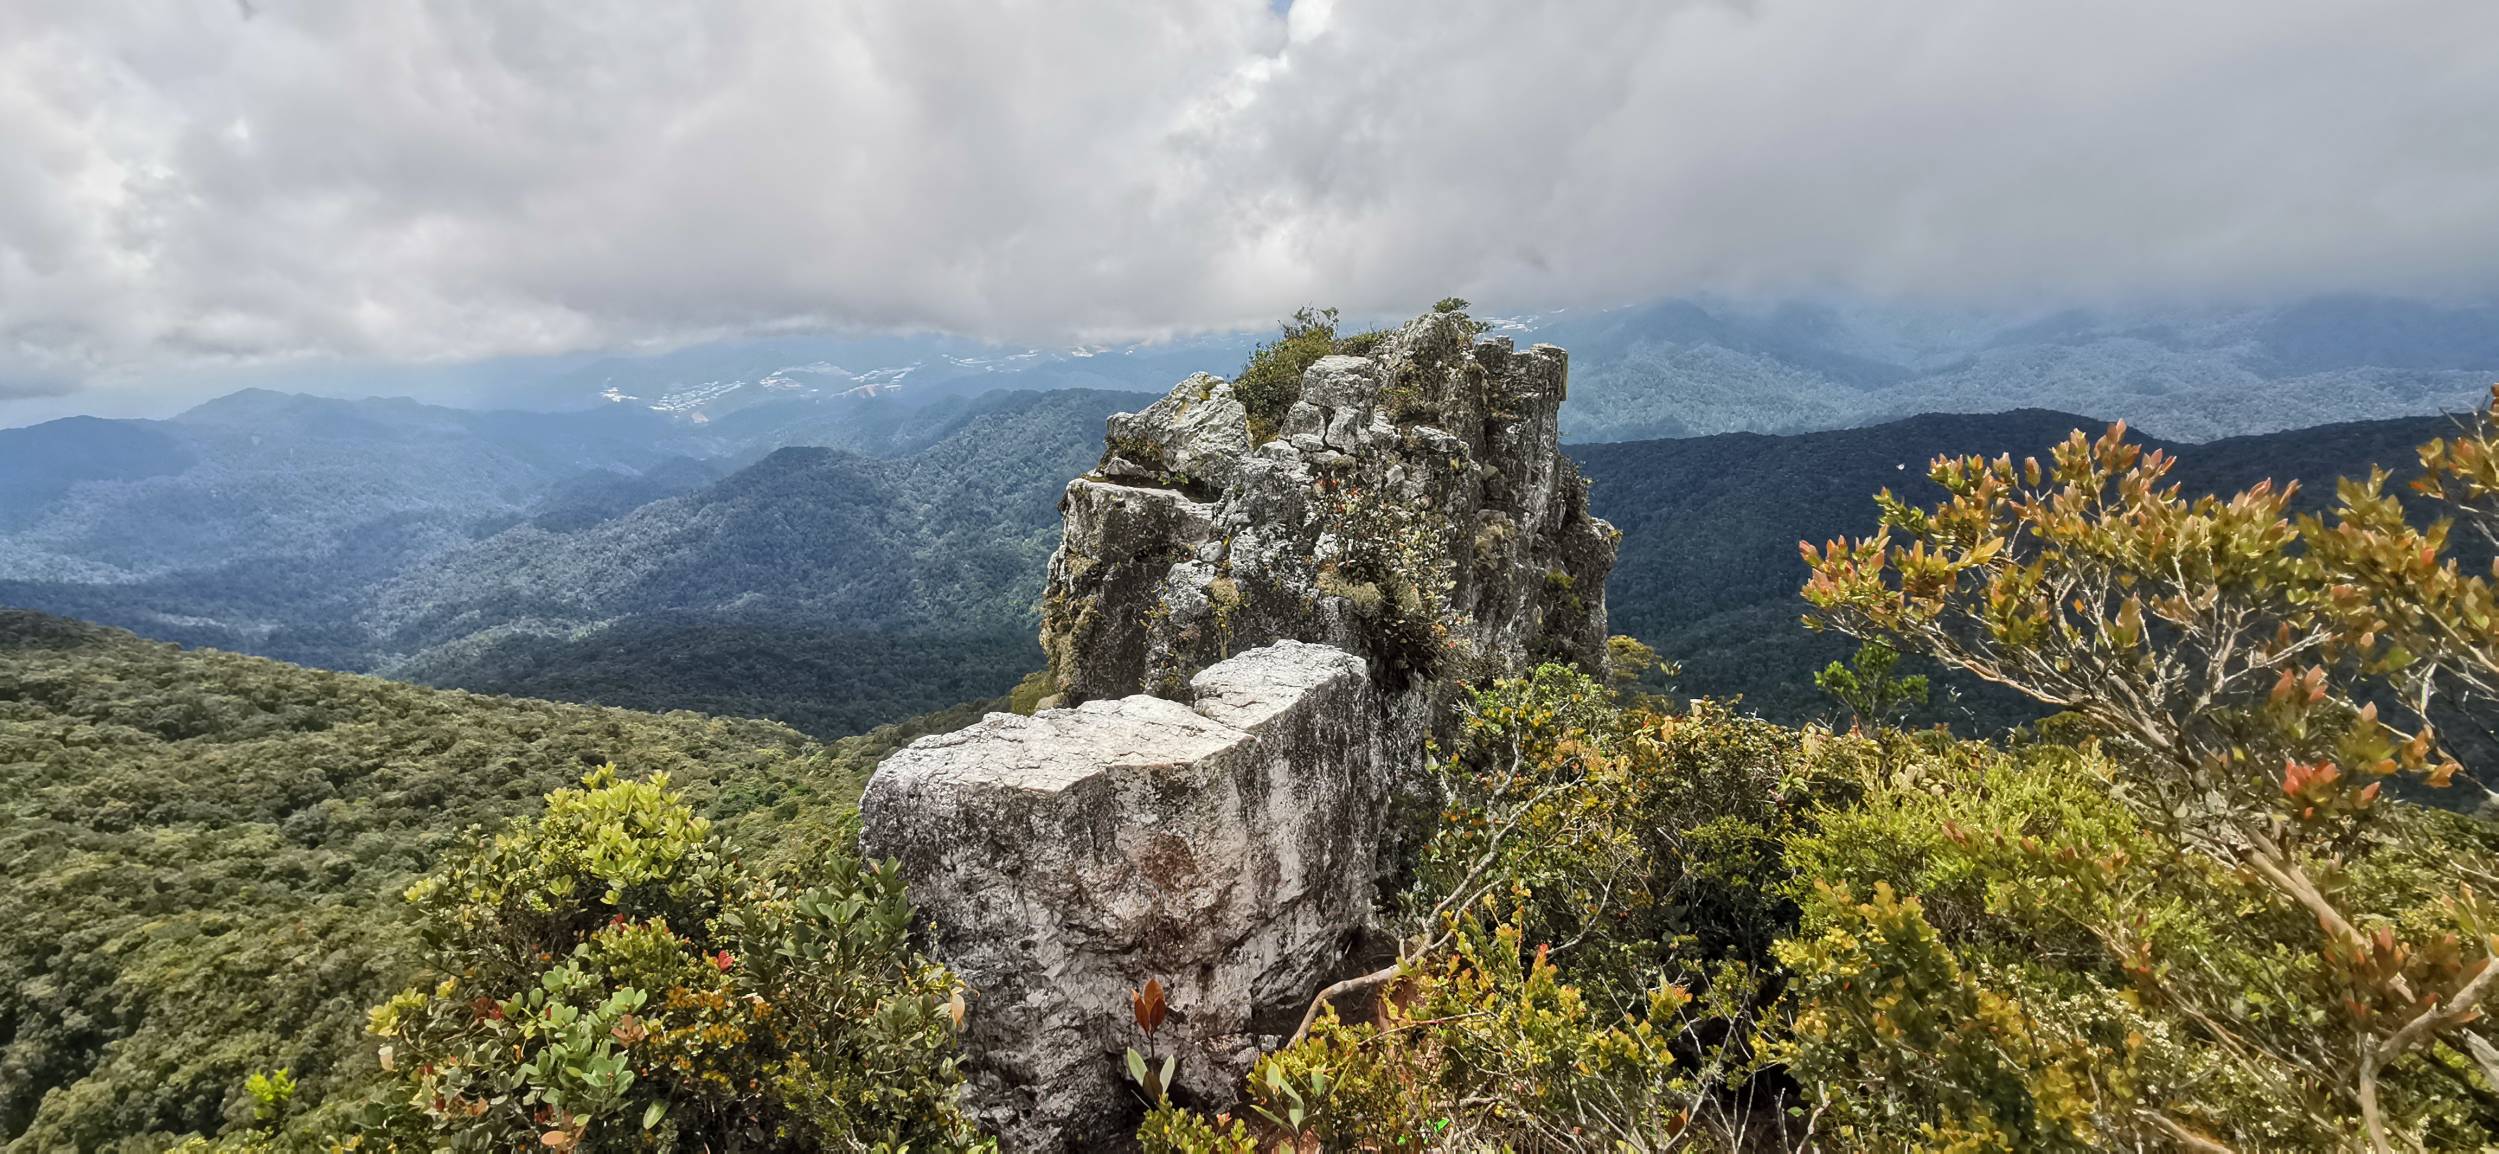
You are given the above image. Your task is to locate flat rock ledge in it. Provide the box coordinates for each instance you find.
[859,641,1386,1151]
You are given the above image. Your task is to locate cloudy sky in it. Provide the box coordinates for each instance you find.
[5,0,2498,419]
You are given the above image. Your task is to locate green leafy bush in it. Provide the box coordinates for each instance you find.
[1813,637,1927,731]
[367,767,985,1151]
[1783,733,2499,1149]
[1233,306,1343,442]
[1802,401,2499,1150]
[1229,307,1398,441]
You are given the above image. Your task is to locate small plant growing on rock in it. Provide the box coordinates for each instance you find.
[1123,977,1175,1107]
[1234,306,1341,442]
[1205,576,1244,657]
[1318,479,1460,682]
[1814,637,1927,732]
[1128,979,1264,1153]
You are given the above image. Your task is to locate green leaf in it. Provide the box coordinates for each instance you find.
[643,1100,666,1130]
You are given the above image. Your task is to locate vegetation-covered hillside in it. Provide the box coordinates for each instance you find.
[0,388,1146,741]
[366,387,1151,732]
[1576,409,2460,725]
[0,611,983,1148]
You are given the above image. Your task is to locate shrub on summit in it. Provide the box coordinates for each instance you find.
[368,767,985,1151]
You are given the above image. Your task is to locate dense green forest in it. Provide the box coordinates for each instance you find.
[0,610,991,1147]
[405,615,1040,739]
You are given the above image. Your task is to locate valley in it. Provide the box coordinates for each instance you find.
[5,295,2494,745]
[3,346,2484,742]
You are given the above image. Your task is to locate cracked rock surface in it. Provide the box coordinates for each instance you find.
[861,642,1384,1149]
[1042,309,1614,709]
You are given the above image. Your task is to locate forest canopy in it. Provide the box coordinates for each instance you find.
[0,611,974,1147]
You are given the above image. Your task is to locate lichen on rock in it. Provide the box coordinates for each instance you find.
[1043,307,1615,708]
[860,642,1387,1149]
[860,307,1616,1149]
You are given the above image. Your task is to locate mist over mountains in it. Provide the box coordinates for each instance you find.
[0,386,1150,735]
[4,291,2490,739]
[1537,293,2499,442]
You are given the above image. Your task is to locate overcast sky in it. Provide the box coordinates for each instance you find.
[5,0,2498,418]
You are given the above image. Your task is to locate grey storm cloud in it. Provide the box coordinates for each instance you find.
[4,0,2498,397]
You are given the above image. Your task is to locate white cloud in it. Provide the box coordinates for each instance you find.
[3,0,2497,407]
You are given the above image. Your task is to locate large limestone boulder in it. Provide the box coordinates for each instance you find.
[1041,310,1615,712]
[860,642,1387,1149]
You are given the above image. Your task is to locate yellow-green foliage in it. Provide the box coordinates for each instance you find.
[366,768,987,1151]
[1134,1104,1259,1154]
[1418,669,1826,990]
[1231,917,1707,1152]
[1004,668,1059,715]
[1802,400,2499,1150]
[0,611,843,1149]
[1782,734,2499,1150]
[1140,661,2499,1150]
[1142,668,1820,1150]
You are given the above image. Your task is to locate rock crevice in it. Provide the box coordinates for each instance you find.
[861,641,1385,1149]
[1041,310,1613,708]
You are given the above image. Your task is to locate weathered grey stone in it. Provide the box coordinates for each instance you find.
[1281,353,1384,451]
[1044,310,1614,710]
[1103,372,1252,489]
[860,642,1384,1150]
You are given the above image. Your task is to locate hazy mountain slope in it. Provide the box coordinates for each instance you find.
[0,381,1069,670]
[370,387,1142,646]
[1575,409,2461,723]
[0,384,1006,592]
[0,391,717,584]
[1543,295,2499,443]
[362,387,1150,733]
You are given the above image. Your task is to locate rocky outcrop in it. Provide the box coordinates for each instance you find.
[860,308,1615,1149]
[860,642,1387,1149]
[1041,309,1614,710]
